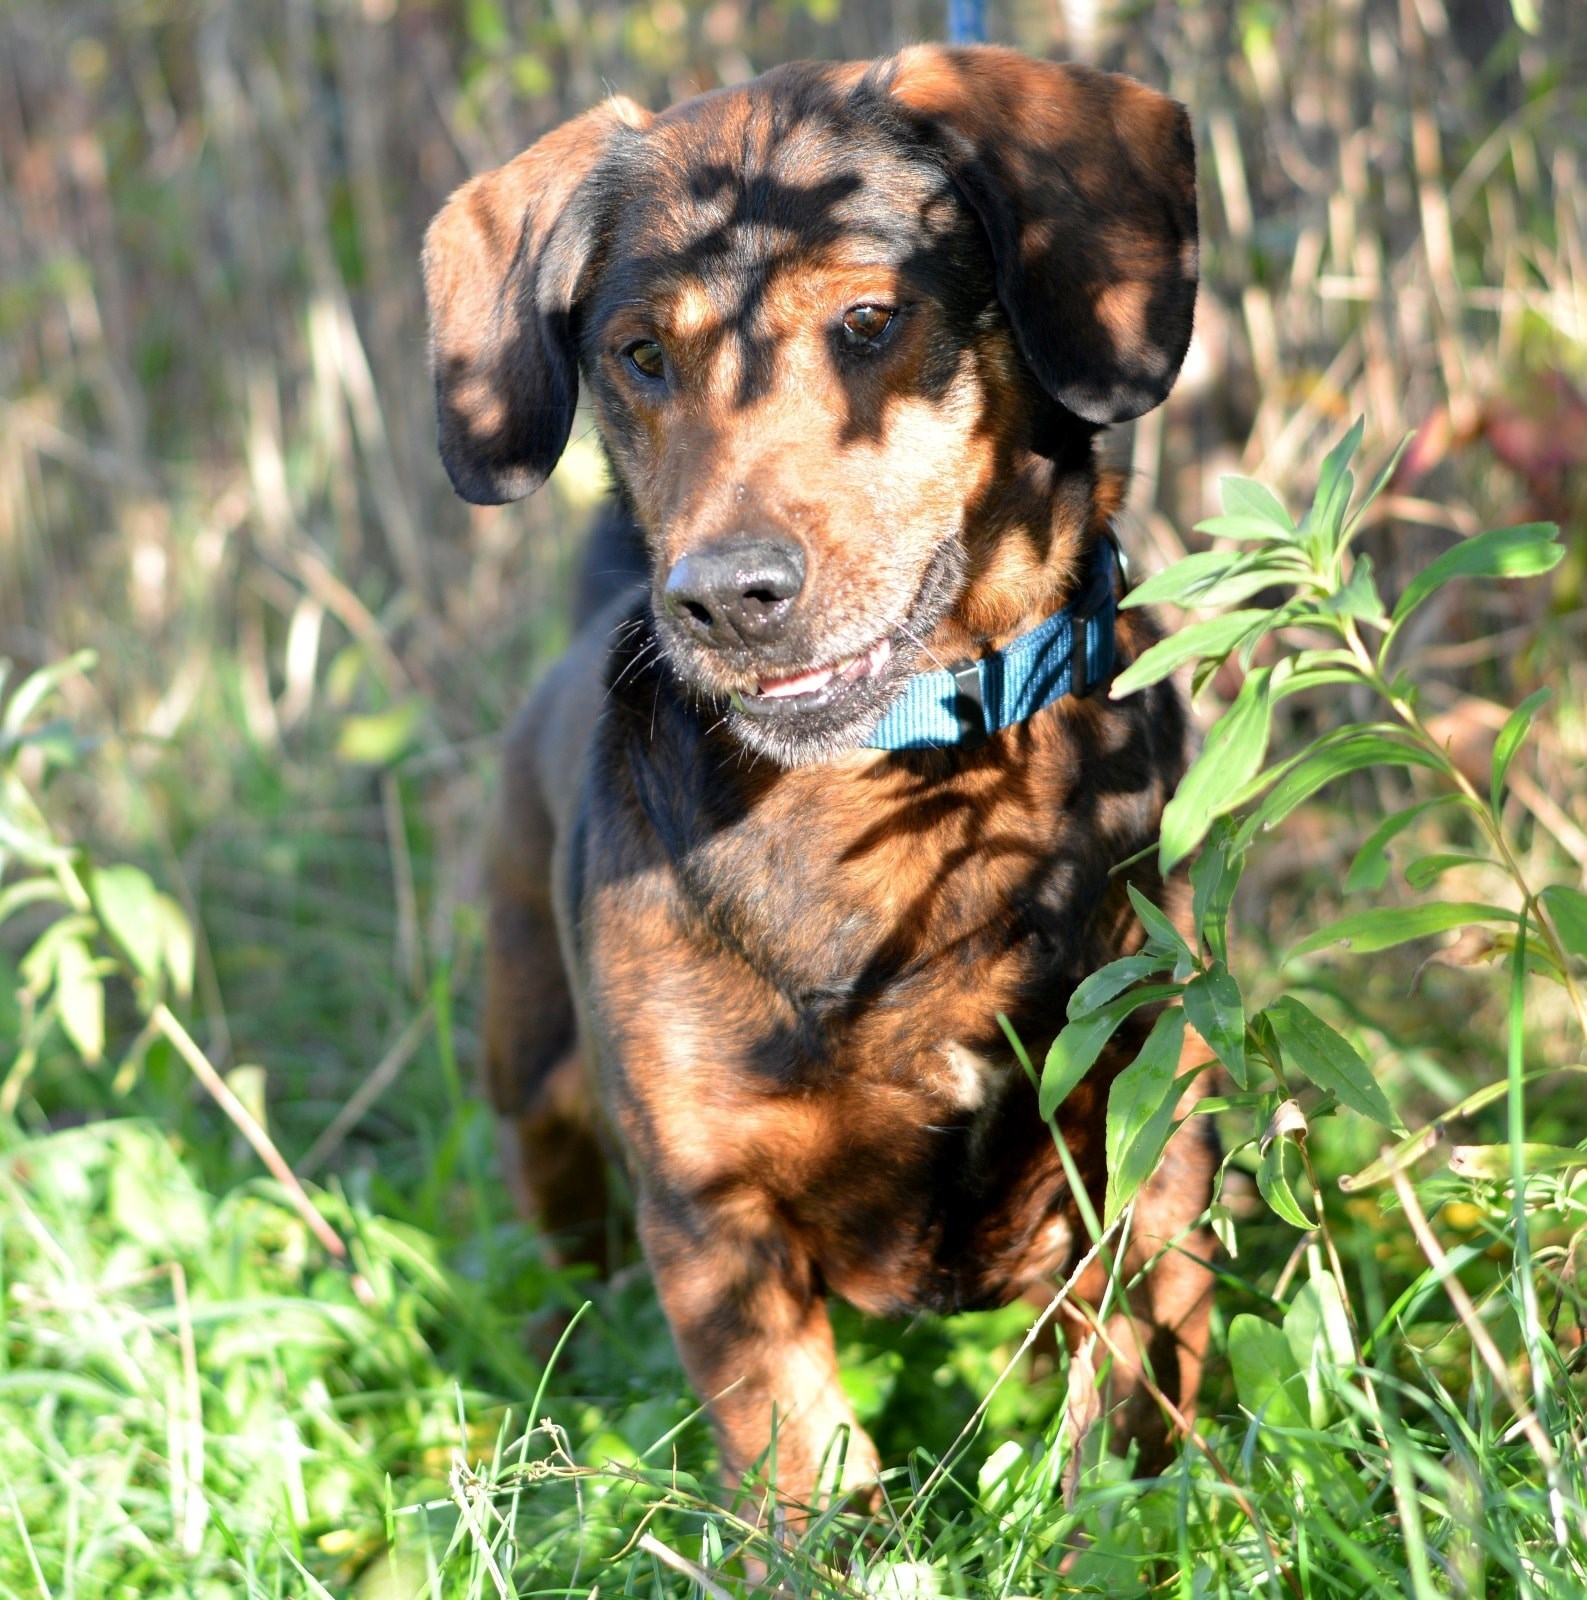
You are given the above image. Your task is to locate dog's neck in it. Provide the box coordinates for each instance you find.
[862,536,1118,751]
[928,443,1124,660]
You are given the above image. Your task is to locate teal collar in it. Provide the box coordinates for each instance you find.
[862,534,1123,751]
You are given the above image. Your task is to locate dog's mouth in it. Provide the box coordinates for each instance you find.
[736,636,895,718]
[647,537,965,765]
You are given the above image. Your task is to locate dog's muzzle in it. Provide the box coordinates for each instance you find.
[662,537,806,650]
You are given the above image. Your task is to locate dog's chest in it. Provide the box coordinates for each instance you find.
[594,906,1087,1313]
[678,754,1083,1021]
[589,690,1173,1313]
[595,757,1111,1310]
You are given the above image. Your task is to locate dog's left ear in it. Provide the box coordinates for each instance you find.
[422,97,650,504]
[877,46,1197,425]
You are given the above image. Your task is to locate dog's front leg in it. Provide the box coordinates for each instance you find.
[637,1190,880,1520]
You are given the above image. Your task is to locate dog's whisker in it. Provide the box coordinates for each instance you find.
[891,617,955,678]
[605,641,663,699]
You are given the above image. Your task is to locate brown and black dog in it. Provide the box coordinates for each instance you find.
[423,45,1216,1514]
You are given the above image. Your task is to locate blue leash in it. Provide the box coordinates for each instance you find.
[946,0,986,45]
[863,536,1122,751]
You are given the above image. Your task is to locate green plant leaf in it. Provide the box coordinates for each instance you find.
[1287,1272,1355,1370]
[1263,996,1395,1127]
[0,807,74,868]
[1341,433,1414,542]
[1,649,97,738]
[1190,562,1310,613]
[1271,664,1367,698]
[1190,819,1243,966]
[93,864,162,984]
[1540,885,1587,963]
[1183,963,1246,1087]
[1314,416,1364,505]
[155,894,196,1000]
[1337,1068,1587,1190]
[1129,546,1309,613]
[0,877,69,927]
[1233,727,1442,849]
[1210,1199,1238,1257]
[1389,523,1563,627]
[1305,416,1363,553]
[1343,798,1456,894]
[1257,1134,1315,1229]
[1403,853,1491,890]
[1228,1313,1307,1430]
[1104,1007,1187,1223]
[1491,687,1552,816]
[337,698,424,766]
[19,913,96,993]
[1285,1275,1354,1427]
[1288,901,1522,960]
[1317,556,1385,622]
[1159,667,1275,874]
[1220,474,1296,532]
[1110,610,1270,698]
[1192,514,1293,543]
[1126,883,1196,974]
[1120,549,1240,610]
[54,935,104,1063]
[1040,984,1182,1119]
[976,1438,1028,1512]
[1067,951,1169,1020]
[1447,1142,1587,1179]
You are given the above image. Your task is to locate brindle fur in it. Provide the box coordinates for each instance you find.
[428,45,1216,1514]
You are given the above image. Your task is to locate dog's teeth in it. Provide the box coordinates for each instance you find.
[754,637,891,700]
[757,665,834,699]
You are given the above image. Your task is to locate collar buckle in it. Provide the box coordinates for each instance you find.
[948,659,987,747]
[1104,524,1132,593]
[1068,533,1120,699]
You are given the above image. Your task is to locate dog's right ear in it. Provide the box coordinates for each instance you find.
[422,98,650,505]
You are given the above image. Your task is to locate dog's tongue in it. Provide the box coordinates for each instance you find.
[755,665,834,699]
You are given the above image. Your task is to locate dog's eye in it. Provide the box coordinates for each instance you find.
[841,305,894,347]
[626,341,666,380]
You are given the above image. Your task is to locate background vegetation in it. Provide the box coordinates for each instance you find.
[1,0,1585,1593]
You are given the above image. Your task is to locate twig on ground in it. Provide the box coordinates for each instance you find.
[637,1533,735,1600]
[152,1003,371,1300]
[297,1003,435,1178]
[1384,1153,1574,1546]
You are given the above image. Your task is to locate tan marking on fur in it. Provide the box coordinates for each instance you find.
[1092,279,1152,359]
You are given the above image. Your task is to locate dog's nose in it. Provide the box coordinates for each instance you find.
[662,538,806,648]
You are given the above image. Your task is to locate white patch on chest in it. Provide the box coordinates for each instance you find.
[936,1041,1004,1112]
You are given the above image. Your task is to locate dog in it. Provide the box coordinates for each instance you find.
[422,44,1216,1515]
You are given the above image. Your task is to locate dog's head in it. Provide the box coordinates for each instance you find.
[423,47,1197,765]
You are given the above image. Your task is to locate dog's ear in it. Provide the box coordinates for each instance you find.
[422,97,650,504]
[878,46,1197,425]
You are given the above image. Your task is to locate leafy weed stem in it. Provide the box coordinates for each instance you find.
[1070,1298,1304,1599]
[1295,1135,1387,1436]
[1336,613,1587,1039]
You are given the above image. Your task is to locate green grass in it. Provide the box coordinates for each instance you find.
[4,0,1587,1592]
[4,1092,1585,1595]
